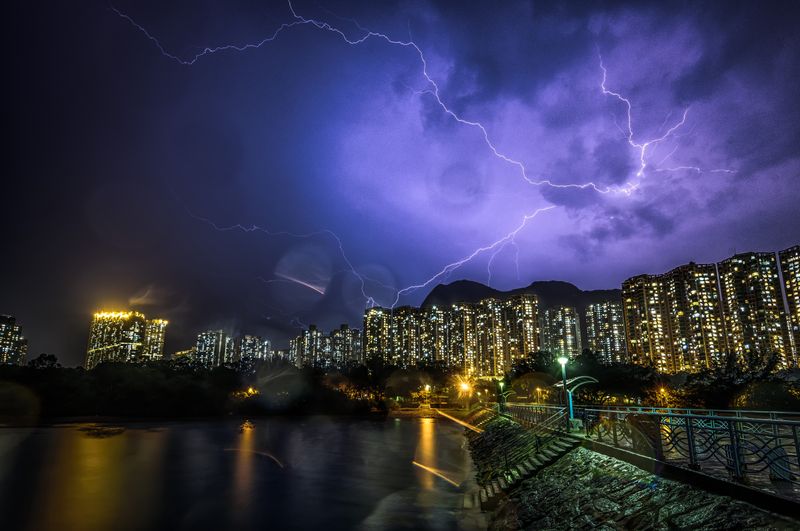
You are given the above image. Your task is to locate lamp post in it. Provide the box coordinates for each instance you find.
[535,387,542,404]
[459,381,471,410]
[557,356,572,431]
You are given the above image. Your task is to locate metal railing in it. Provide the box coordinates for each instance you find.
[581,407,800,500]
[505,404,569,454]
[584,405,800,422]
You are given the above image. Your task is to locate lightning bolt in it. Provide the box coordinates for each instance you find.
[111,1,636,195]
[391,206,556,306]
[599,57,734,180]
[110,2,730,320]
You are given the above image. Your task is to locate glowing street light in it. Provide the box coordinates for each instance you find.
[557,356,572,430]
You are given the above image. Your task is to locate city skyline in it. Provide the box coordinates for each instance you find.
[2,242,798,369]
[4,1,800,367]
[3,3,800,529]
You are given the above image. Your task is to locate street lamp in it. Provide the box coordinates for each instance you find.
[557,356,572,430]
[459,381,471,410]
[535,387,542,404]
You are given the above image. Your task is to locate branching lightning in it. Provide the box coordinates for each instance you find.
[391,206,555,306]
[599,58,734,180]
[111,2,731,322]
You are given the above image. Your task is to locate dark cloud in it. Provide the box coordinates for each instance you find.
[4,0,800,365]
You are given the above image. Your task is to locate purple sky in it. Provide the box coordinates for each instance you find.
[4,1,799,365]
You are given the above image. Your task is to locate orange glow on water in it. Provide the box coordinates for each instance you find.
[433,409,483,433]
[411,461,459,487]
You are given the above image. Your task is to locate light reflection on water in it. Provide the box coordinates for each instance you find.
[0,417,480,531]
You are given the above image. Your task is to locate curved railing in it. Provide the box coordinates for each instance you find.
[581,407,800,501]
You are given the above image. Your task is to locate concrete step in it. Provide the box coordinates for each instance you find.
[530,456,544,468]
[552,441,571,452]
[480,489,488,504]
[498,476,508,490]
[463,492,474,509]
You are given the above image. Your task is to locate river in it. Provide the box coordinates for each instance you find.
[0,417,482,531]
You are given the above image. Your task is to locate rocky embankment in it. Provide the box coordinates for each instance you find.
[467,416,798,530]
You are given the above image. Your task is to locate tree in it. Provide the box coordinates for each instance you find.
[28,353,60,369]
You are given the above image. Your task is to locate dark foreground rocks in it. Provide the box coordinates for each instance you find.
[464,415,798,530]
[489,447,798,530]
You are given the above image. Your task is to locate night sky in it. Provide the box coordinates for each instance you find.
[5,1,800,366]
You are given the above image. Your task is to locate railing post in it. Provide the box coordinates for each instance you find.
[685,416,699,470]
[793,425,800,471]
[612,412,619,446]
[728,419,743,481]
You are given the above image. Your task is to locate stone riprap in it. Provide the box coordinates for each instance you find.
[467,416,798,530]
[466,415,542,485]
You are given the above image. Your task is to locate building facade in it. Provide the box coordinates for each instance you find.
[780,245,800,364]
[0,315,28,365]
[622,275,673,372]
[359,295,540,377]
[585,301,626,364]
[718,252,791,367]
[196,330,233,367]
[540,306,582,360]
[661,263,727,371]
[142,319,168,361]
[290,324,362,367]
[235,334,271,361]
[85,311,169,368]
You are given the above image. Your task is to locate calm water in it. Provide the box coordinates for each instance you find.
[0,417,481,531]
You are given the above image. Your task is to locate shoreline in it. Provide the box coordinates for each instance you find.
[0,408,475,428]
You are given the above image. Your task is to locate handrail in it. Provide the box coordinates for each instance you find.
[509,402,800,419]
[582,406,800,501]
[580,404,800,417]
[581,408,800,426]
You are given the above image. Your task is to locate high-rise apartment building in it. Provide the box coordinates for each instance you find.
[290,324,363,367]
[0,315,28,365]
[330,324,363,365]
[86,311,167,369]
[718,252,791,367]
[505,295,540,363]
[364,307,391,363]
[359,295,539,377]
[235,334,271,361]
[780,245,800,365]
[585,301,626,364]
[661,263,726,371]
[475,298,508,376]
[142,319,168,361]
[540,306,582,360]
[196,330,233,367]
[392,306,423,367]
[622,275,673,372]
[449,303,478,374]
